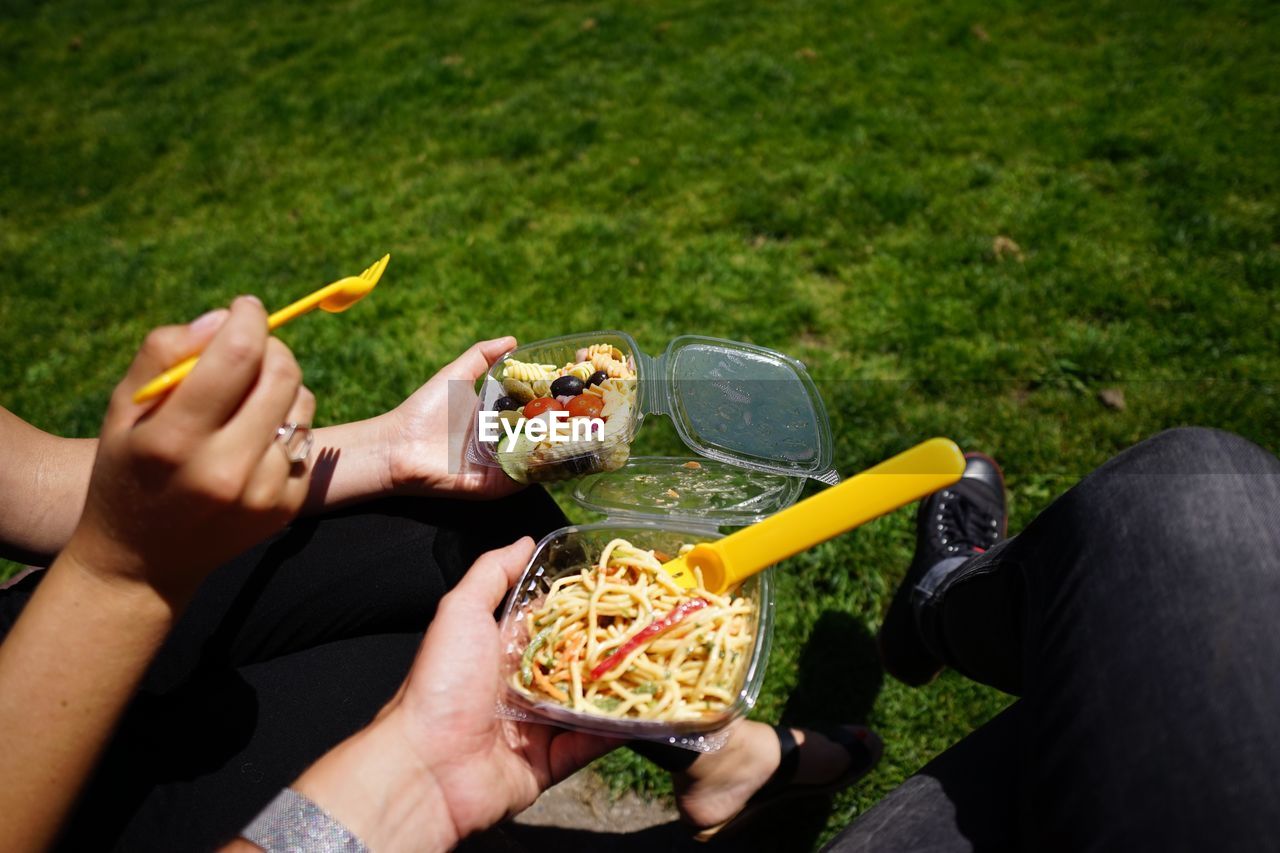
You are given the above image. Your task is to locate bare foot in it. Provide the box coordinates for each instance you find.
[672,720,878,832]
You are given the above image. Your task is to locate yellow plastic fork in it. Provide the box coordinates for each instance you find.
[661,438,968,594]
[133,254,390,404]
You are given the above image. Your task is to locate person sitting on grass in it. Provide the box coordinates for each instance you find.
[220,429,1280,852]
[830,428,1280,850]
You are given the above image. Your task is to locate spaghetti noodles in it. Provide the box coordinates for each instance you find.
[512,538,756,722]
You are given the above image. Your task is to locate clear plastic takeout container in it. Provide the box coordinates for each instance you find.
[497,520,775,751]
[468,330,839,486]
[496,456,800,750]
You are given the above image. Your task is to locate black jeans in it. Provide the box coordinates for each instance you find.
[0,488,570,852]
[825,428,1280,852]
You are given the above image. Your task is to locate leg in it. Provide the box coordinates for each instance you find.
[635,721,881,838]
[11,488,568,851]
[0,488,568,677]
[823,703,1020,852]
[62,632,422,852]
[900,428,1280,848]
[144,487,569,691]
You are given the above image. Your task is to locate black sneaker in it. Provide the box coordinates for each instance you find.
[877,452,1007,686]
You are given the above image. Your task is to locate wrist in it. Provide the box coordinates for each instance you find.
[293,713,459,853]
[56,535,181,625]
[375,410,415,497]
[305,415,403,512]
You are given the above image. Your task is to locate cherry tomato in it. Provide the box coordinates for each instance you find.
[523,397,565,419]
[567,394,605,419]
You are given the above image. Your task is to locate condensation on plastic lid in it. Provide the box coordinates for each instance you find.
[493,698,733,753]
[571,456,803,526]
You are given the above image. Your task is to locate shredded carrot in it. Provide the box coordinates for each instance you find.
[549,633,588,680]
[532,667,569,702]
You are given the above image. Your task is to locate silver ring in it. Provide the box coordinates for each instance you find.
[275,422,313,464]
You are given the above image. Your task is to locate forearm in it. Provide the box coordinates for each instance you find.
[0,549,174,850]
[302,416,399,514]
[290,723,458,852]
[0,408,96,564]
[222,718,458,853]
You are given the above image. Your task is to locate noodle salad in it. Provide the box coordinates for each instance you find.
[512,538,756,722]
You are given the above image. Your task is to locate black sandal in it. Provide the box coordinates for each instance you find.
[693,724,883,842]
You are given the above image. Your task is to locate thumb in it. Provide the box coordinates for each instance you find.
[446,536,535,615]
[438,337,517,383]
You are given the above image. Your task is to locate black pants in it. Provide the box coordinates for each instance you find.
[7,429,1277,851]
[0,488,570,852]
[825,428,1280,851]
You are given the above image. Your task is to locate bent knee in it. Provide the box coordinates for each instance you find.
[1041,428,1280,583]
[1115,427,1278,478]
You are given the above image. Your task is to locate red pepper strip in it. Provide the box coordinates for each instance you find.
[589,598,708,681]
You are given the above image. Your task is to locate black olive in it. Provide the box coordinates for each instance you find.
[550,375,585,397]
[586,370,609,387]
[494,396,521,412]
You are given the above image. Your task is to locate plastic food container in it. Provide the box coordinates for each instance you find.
[496,457,806,750]
[468,331,839,486]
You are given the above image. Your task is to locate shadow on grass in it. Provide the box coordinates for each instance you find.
[485,610,883,853]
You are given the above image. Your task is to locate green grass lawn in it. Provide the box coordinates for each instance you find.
[2,0,1277,846]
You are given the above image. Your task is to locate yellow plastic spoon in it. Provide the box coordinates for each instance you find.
[133,254,390,404]
[661,437,967,594]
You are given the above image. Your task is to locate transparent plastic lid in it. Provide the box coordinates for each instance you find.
[467,330,838,486]
[572,456,803,527]
[649,336,838,485]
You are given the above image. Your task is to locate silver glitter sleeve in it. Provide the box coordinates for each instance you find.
[241,788,370,853]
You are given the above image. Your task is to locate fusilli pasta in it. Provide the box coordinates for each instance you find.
[503,359,559,382]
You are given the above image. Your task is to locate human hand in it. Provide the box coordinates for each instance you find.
[382,336,524,500]
[291,538,620,852]
[62,296,314,609]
